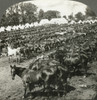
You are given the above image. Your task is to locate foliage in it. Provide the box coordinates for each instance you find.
[1,21,97,78]
[75,12,85,21]
[43,10,61,20]
[86,7,96,18]
[68,14,74,22]
[0,14,8,26]
[38,9,44,22]
[20,2,38,23]
[0,2,38,26]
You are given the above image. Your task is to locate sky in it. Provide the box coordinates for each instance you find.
[29,0,88,17]
[0,0,97,20]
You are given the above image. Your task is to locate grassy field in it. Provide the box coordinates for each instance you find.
[0,56,97,100]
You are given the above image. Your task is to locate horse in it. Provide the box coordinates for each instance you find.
[41,65,68,96]
[64,52,88,78]
[7,44,21,64]
[10,65,44,98]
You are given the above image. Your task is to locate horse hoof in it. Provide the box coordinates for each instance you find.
[22,96,25,100]
[83,75,86,78]
[22,96,26,100]
[28,95,32,99]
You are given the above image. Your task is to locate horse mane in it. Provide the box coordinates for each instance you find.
[15,67,26,71]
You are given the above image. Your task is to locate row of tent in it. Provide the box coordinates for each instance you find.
[0,18,97,32]
[0,18,67,32]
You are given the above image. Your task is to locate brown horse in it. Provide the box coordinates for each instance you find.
[64,52,88,78]
[10,65,44,98]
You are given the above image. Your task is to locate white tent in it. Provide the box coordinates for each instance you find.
[19,24,25,29]
[78,20,82,24]
[25,23,30,28]
[70,20,76,24]
[6,26,12,31]
[0,27,5,32]
[39,19,50,25]
[12,25,18,30]
[29,23,34,27]
[33,22,39,26]
[50,18,68,24]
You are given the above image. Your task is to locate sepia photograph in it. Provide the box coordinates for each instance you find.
[0,0,97,100]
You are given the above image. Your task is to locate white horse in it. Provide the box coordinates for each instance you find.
[7,44,21,64]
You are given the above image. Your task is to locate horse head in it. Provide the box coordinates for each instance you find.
[7,43,12,51]
[10,65,16,80]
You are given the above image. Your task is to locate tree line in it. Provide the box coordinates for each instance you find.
[0,2,96,26]
[0,2,61,26]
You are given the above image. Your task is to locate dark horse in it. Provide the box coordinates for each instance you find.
[10,65,44,98]
[64,52,88,78]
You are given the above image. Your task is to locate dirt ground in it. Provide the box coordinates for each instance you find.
[0,57,97,100]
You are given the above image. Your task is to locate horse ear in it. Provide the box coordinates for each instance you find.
[10,65,12,68]
[14,65,16,68]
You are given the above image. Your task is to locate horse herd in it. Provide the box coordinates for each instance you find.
[5,42,90,99]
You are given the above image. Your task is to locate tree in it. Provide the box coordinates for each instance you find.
[63,15,68,21]
[1,2,38,26]
[63,15,66,19]
[75,12,85,21]
[8,13,20,25]
[0,14,7,26]
[0,14,12,26]
[19,2,38,23]
[68,14,74,22]
[85,7,96,19]
[26,14,37,24]
[38,9,44,22]
[43,10,61,20]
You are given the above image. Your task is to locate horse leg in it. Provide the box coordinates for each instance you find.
[84,62,88,78]
[45,82,50,97]
[55,77,63,97]
[18,57,20,64]
[9,56,13,63]
[8,57,10,63]
[28,84,33,99]
[19,57,21,64]
[43,83,46,92]
[16,57,18,64]
[67,66,71,81]
[23,83,28,98]
[19,56,21,63]
[22,87,26,98]
[17,57,20,64]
